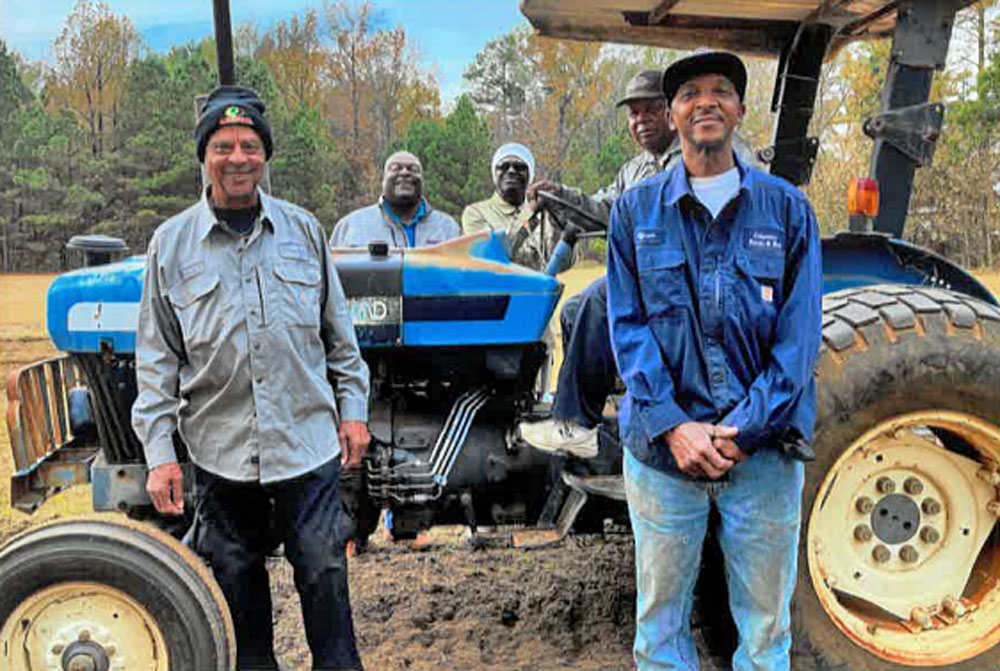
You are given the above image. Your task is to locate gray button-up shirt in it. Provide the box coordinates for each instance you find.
[329,198,461,248]
[555,148,675,227]
[132,189,370,483]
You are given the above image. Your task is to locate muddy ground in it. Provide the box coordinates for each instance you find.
[0,519,732,671]
[268,530,732,671]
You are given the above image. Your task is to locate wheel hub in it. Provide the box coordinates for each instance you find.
[0,581,168,671]
[870,492,921,544]
[807,411,1000,666]
[62,639,110,671]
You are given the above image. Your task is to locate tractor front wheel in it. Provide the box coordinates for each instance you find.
[0,517,235,671]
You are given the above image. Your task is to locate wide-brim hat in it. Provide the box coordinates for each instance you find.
[616,69,665,107]
[662,49,747,104]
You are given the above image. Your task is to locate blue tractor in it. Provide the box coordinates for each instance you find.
[1,1,999,670]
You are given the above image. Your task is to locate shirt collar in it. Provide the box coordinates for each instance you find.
[637,148,671,172]
[662,148,756,208]
[380,196,429,227]
[489,190,521,215]
[196,187,274,241]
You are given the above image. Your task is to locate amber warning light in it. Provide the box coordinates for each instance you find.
[848,177,879,218]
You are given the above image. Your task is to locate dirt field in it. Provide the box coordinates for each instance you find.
[3,266,1000,671]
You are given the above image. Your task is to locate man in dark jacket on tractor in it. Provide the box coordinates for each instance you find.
[519,69,676,458]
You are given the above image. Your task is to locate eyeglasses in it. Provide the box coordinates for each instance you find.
[496,162,528,173]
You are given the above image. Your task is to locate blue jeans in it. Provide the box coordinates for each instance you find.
[624,448,803,671]
[553,275,617,427]
[194,458,363,671]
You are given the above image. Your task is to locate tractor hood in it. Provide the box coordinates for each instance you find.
[46,231,562,354]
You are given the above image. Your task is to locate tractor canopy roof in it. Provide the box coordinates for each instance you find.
[520,0,977,59]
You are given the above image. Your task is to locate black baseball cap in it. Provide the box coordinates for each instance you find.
[662,49,747,104]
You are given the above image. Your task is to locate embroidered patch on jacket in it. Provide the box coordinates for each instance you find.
[744,228,784,253]
[761,285,774,303]
[635,229,664,246]
[178,261,204,280]
[278,242,311,261]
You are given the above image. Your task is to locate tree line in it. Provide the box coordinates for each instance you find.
[1,0,998,272]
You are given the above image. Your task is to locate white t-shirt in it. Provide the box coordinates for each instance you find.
[690,167,740,220]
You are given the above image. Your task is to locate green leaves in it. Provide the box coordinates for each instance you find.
[402,95,493,217]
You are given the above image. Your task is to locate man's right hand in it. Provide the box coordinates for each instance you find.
[147,462,184,515]
[665,422,740,479]
[526,179,558,210]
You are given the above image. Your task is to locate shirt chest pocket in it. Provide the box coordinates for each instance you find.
[273,261,322,328]
[167,271,223,350]
[636,246,691,319]
[733,252,784,322]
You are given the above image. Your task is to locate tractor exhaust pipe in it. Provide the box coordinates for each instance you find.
[212,0,235,85]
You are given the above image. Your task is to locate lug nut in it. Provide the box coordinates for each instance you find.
[920,526,940,544]
[856,496,874,514]
[854,524,873,541]
[78,630,90,642]
[977,468,1000,486]
[900,545,919,563]
[911,606,933,630]
[51,644,64,655]
[903,477,924,495]
[988,501,1000,517]
[942,596,967,618]
[876,477,896,494]
[105,645,116,657]
[922,498,942,516]
[872,544,891,563]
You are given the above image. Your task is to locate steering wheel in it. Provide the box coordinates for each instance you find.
[535,190,608,236]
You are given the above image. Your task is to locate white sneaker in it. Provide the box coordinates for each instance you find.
[519,419,599,459]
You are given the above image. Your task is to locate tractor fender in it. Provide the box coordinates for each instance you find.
[821,232,997,305]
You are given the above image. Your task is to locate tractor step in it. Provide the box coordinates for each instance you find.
[511,471,626,548]
[562,471,626,501]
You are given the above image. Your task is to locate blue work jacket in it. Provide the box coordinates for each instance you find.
[607,154,822,476]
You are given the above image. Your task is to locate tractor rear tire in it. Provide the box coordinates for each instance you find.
[0,516,235,671]
[792,285,1000,670]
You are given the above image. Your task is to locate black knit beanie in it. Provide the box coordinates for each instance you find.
[195,85,273,162]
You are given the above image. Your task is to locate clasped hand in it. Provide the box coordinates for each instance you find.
[665,422,746,479]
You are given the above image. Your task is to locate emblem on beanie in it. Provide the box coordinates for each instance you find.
[219,105,254,127]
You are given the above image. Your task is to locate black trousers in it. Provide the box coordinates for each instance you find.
[194,458,363,671]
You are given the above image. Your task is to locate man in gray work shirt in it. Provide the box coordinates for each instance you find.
[330,150,461,248]
[132,85,370,671]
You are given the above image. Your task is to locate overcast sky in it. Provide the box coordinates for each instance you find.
[0,1,528,100]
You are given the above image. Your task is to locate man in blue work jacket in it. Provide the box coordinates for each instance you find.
[607,50,822,671]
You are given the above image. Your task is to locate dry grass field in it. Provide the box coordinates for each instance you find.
[0,274,91,535]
